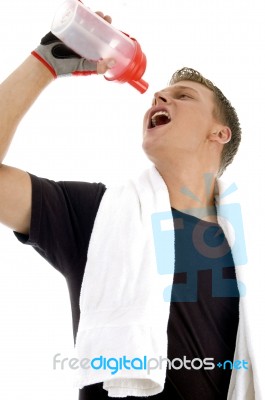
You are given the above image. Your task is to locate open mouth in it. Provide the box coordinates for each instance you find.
[148,109,171,129]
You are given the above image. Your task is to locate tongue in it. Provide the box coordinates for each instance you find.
[155,115,170,126]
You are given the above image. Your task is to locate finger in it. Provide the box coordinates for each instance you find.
[104,15,112,24]
[95,11,104,18]
[97,58,116,74]
[95,11,112,24]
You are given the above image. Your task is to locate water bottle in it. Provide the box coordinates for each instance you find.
[51,0,149,93]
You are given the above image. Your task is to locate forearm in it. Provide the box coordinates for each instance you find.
[0,55,53,163]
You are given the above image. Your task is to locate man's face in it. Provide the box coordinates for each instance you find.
[142,80,219,165]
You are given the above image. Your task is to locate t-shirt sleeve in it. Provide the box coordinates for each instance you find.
[14,173,106,278]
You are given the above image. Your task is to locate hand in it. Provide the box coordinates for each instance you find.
[31,11,115,78]
[94,11,115,74]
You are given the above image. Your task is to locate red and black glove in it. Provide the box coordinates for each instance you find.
[32,31,99,78]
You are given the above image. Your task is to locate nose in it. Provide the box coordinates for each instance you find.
[152,91,169,106]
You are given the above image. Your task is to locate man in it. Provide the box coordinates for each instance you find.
[0,14,256,400]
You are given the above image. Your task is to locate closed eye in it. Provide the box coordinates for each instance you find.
[178,94,192,100]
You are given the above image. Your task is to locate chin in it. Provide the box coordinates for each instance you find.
[142,141,155,163]
[142,142,166,167]
[142,137,155,158]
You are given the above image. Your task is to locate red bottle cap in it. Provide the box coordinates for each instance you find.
[104,39,149,94]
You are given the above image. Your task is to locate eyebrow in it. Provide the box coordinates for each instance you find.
[161,85,200,95]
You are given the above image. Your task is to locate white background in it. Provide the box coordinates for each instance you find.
[0,0,265,398]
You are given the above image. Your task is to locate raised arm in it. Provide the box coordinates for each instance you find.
[0,56,53,234]
[0,16,114,235]
[0,56,53,163]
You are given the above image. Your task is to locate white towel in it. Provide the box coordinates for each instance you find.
[214,181,255,399]
[74,166,174,397]
[74,166,255,398]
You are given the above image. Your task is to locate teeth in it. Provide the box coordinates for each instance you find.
[151,110,171,127]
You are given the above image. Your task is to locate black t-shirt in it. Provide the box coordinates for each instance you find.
[15,174,239,400]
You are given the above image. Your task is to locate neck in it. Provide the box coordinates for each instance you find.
[155,160,218,223]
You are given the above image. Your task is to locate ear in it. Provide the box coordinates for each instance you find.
[209,126,232,144]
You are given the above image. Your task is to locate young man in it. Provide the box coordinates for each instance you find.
[0,20,256,400]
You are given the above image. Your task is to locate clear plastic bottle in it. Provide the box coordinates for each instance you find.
[51,0,148,93]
